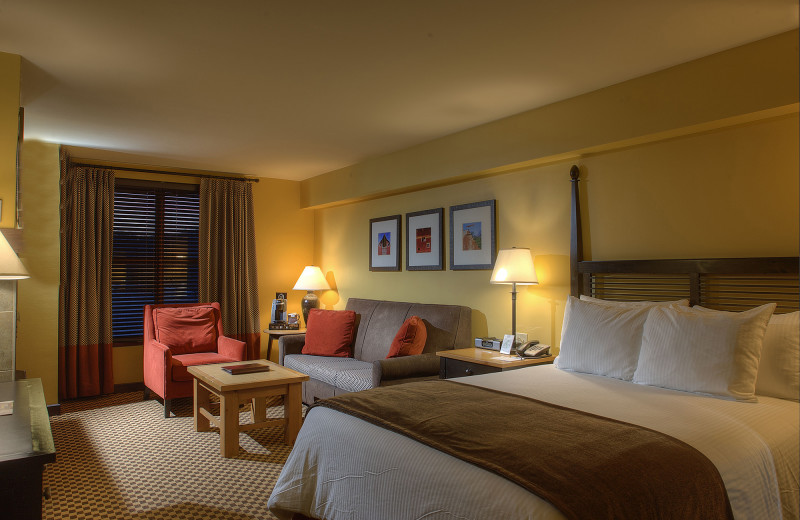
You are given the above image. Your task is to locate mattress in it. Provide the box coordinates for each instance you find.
[268,365,800,520]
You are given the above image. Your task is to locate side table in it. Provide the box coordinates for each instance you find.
[437,347,555,379]
[263,328,306,361]
[0,378,57,520]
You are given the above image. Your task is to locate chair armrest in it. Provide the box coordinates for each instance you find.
[218,336,247,361]
[372,353,440,387]
[143,340,172,396]
[279,334,306,365]
[144,339,172,363]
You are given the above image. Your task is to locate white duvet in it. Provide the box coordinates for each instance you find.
[268,366,800,520]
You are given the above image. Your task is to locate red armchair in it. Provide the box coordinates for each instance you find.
[143,302,247,417]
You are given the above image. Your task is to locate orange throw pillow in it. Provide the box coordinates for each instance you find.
[387,316,428,358]
[302,309,357,357]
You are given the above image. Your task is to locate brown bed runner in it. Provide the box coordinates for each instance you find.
[312,380,733,520]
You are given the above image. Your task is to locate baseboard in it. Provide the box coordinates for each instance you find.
[114,382,145,394]
[47,383,147,416]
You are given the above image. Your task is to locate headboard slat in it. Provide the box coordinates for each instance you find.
[581,258,798,311]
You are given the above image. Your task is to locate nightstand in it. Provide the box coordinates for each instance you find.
[263,328,306,361]
[436,347,555,379]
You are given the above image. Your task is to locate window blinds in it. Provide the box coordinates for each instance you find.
[112,183,200,340]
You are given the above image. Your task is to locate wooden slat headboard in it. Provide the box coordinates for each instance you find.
[568,166,799,313]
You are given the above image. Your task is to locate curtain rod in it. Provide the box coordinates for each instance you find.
[71,162,260,183]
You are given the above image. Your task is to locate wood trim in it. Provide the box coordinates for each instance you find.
[114,382,145,394]
[577,257,798,275]
[72,161,259,183]
[569,165,582,297]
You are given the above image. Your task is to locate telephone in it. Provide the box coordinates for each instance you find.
[516,340,550,359]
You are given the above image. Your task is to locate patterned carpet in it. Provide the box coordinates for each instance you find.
[43,392,299,520]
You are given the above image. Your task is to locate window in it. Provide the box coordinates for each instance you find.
[112,180,200,342]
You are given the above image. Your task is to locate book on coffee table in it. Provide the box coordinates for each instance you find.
[221,363,271,375]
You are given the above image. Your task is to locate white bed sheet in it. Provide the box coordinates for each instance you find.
[268,365,800,520]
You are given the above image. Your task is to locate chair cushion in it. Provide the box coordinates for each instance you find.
[171,352,236,382]
[387,316,427,358]
[302,309,357,357]
[284,354,375,392]
[153,306,218,355]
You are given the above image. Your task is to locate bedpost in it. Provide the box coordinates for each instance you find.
[569,165,583,298]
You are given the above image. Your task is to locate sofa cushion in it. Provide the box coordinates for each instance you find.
[284,354,373,390]
[335,366,376,392]
[353,301,412,362]
[153,306,218,355]
[302,309,357,357]
[171,352,236,382]
[345,299,472,362]
[387,316,427,358]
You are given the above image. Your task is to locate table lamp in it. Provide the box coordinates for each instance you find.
[490,247,538,344]
[0,231,28,382]
[0,231,28,280]
[292,266,330,325]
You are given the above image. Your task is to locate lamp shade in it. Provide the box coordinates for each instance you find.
[292,266,330,291]
[490,248,538,285]
[0,232,29,280]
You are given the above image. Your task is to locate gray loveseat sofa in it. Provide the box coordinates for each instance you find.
[279,298,472,404]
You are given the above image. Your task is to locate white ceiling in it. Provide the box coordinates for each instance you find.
[1,1,797,180]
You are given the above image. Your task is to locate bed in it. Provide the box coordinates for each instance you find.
[267,166,799,520]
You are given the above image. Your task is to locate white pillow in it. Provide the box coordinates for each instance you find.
[755,311,799,401]
[633,303,776,401]
[691,307,799,401]
[580,295,690,308]
[556,296,660,380]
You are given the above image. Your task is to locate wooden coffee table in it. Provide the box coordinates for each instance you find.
[187,359,309,458]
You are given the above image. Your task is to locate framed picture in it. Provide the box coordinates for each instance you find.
[449,199,496,270]
[406,208,444,271]
[369,214,402,271]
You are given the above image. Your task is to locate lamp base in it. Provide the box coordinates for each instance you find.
[301,291,320,326]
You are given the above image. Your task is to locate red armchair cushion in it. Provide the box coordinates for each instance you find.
[387,316,428,358]
[153,306,218,355]
[302,309,357,357]
[171,352,237,382]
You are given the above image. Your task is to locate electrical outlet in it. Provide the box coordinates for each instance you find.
[515,332,528,345]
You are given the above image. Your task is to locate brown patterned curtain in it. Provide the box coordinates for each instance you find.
[199,178,261,359]
[58,149,115,399]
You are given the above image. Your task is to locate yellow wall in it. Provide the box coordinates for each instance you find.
[251,178,315,362]
[0,51,20,227]
[16,140,60,403]
[579,115,799,260]
[313,114,799,352]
